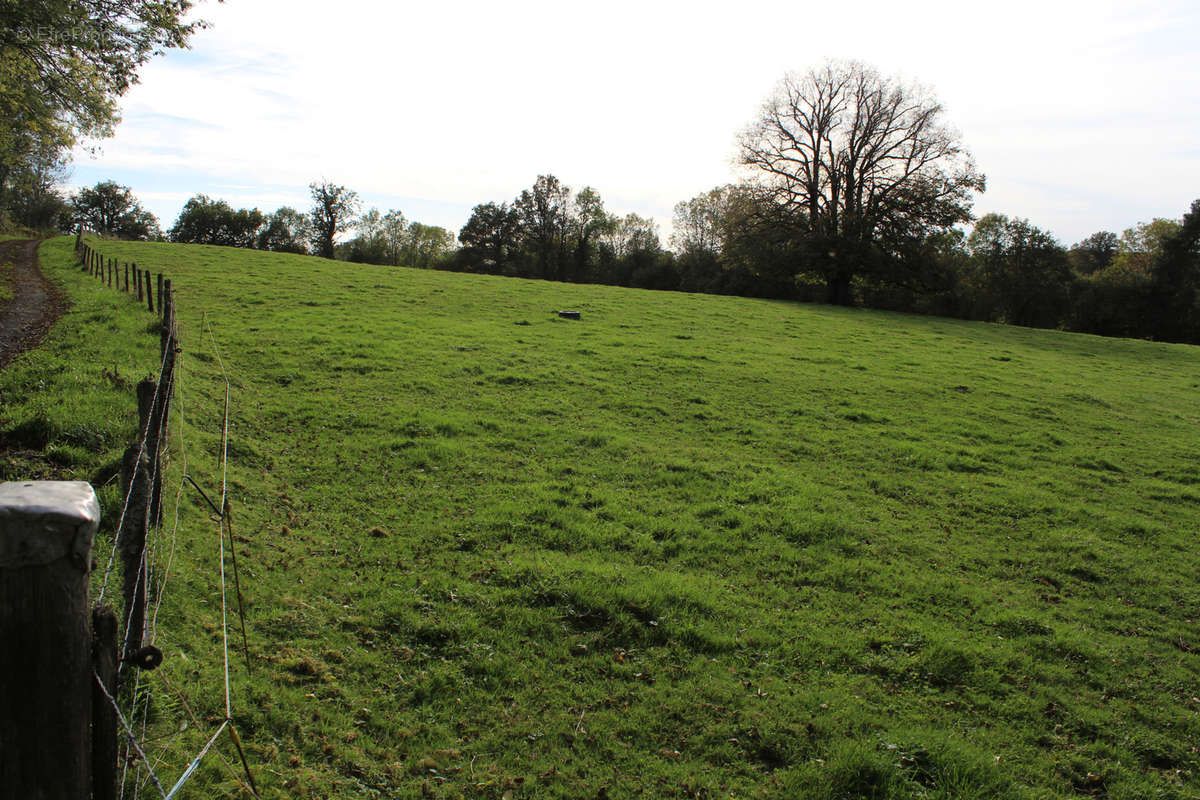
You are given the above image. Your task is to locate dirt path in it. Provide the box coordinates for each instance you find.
[0,239,65,369]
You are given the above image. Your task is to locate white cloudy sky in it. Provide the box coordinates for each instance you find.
[70,0,1200,246]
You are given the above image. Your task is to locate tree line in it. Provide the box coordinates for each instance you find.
[36,167,1200,348]
[60,179,457,265]
[4,21,1197,346]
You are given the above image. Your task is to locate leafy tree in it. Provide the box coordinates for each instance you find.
[669,184,804,296]
[567,187,616,282]
[606,213,661,259]
[738,60,984,305]
[457,202,521,274]
[71,180,159,239]
[514,175,572,279]
[1069,260,1152,339]
[671,186,737,258]
[0,135,71,231]
[1112,218,1182,276]
[400,223,455,268]
[378,210,409,266]
[456,177,662,287]
[257,207,311,254]
[1148,199,1200,342]
[346,208,453,268]
[170,195,265,248]
[967,214,1071,328]
[348,207,389,264]
[1068,231,1118,275]
[309,181,360,259]
[1,2,207,205]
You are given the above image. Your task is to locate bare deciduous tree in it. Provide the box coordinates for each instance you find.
[739,60,984,304]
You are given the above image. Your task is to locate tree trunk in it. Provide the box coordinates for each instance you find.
[827,271,853,306]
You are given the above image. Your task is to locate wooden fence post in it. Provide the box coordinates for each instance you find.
[152,295,176,527]
[146,270,154,313]
[0,481,100,799]
[124,263,130,293]
[121,382,156,659]
[92,605,118,800]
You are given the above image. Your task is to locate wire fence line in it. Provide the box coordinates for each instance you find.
[73,235,259,800]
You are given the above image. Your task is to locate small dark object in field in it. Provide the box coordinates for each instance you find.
[558,310,582,320]
[952,385,971,393]
[124,645,163,671]
[370,526,388,538]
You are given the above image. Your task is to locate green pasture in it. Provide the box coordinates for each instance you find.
[4,236,1199,798]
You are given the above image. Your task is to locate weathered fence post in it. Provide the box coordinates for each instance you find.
[121,382,156,659]
[162,278,172,327]
[124,262,130,293]
[135,265,142,301]
[152,293,176,527]
[92,605,118,800]
[0,481,100,799]
[146,270,154,313]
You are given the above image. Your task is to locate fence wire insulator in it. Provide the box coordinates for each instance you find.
[123,645,164,671]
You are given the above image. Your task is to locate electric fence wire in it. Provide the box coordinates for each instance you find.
[96,294,256,799]
[204,313,234,719]
[96,324,174,605]
[94,668,168,800]
[118,336,173,790]
[123,339,179,797]
[80,257,250,799]
[149,344,187,644]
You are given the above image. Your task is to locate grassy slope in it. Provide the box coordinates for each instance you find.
[13,237,1200,799]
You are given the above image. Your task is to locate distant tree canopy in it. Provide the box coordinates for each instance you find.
[455,175,664,285]
[1111,218,1182,276]
[346,209,455,268]
[170,195,266,248]
[257,207,312,255]
[965,214,1072,328]
[738,60,985,304]
[1148,200,1200,343]
[71,180,159,240]
[1068,231,1118,275]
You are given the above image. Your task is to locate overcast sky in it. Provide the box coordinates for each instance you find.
[69,0,1200,247]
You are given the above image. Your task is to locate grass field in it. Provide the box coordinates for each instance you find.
[4,236,1200,799]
